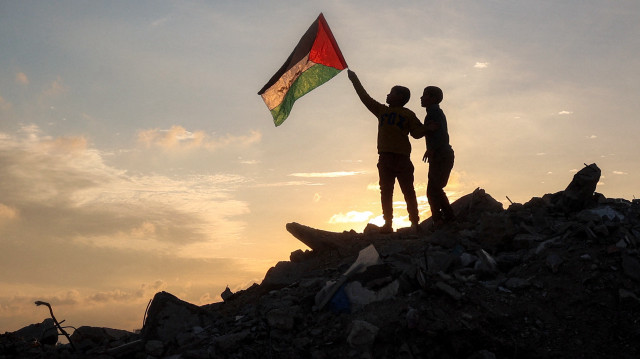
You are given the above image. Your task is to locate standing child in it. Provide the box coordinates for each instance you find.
[347,70,426,233]
[421,86,455,228]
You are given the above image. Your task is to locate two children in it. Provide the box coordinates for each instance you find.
[347,70,454,232]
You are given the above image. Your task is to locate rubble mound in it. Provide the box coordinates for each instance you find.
[2,164,640,358]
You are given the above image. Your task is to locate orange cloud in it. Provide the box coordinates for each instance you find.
[43,76,67,97]
[16,72,29,85]
[43,136,88,153]
[0,204,18,224]
[290,171,364,178]
[137,126,261,151]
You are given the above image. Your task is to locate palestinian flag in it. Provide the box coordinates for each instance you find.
[258,13,348,126]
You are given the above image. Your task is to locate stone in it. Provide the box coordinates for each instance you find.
[12,318,57,345]
[561,163,601,212]
[214,330,250,352]
[347,320,379,348]
[141,291,216,342]
[70,326,134,351]
[221,286,233,302]
[426,251,455,274]
[546,253,564,273]
[145,339,164,356]
[474,249,498,274]
[436,281,462,301]
[344,280,399,307]
[622,255,640,281]
[504,277,531,290]
[266,307,296,330]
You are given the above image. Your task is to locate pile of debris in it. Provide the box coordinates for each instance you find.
[2,163,640,358]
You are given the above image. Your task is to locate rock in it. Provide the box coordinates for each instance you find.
[436,281,462,301]
[145,339,164,356]
[266,307,297,330]
[619,288,640,306]
[504,277,531,291]
[474,249,498,275]
[512,233,544,249]
[141,291,216,343]
[347,320,379,348]
[290,248,308,262]
[344,280,400,307]
[451,187,504,222]
[221,286,233,301]
[546,253,564,273]
[70,326,135,351]
[560,163,601,212]
[214,330,250,352]
[622,255,640,281]
[12,318,57,345]
[426,251,455,274]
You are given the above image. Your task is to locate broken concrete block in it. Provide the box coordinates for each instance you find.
[561,163,601,212]
[267,307,297,330]
[142,291,216,343]
[344,280,399,307]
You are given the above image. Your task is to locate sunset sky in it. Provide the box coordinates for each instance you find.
[1,1,639,333]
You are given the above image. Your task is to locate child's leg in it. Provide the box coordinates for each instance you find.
[377,154,396,225]
[396,159,419,225]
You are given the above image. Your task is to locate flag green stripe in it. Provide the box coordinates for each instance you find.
[269,64,341,126]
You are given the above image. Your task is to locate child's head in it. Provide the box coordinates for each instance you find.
[421,86,443,107]
[386,85,411,107]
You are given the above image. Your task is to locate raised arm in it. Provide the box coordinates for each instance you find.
[347,70,382,115]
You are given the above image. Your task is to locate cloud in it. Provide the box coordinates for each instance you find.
[34,290,82,307]
[587,135,597,139]
[474,62,489,69]
[15,72,29,85]
[255,181,323,187]
[558,111,573,115]
[87,280,166,303]
[0,279,168,325]
[329,210,374,224]
[137,126,261,151]
[290,171,364,178]
[42,76,67,98]
[613,171,628,175]
[0,125,250,258]
[0,203,19,223]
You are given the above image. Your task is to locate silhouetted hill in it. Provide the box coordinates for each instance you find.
[3,163,640,358]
